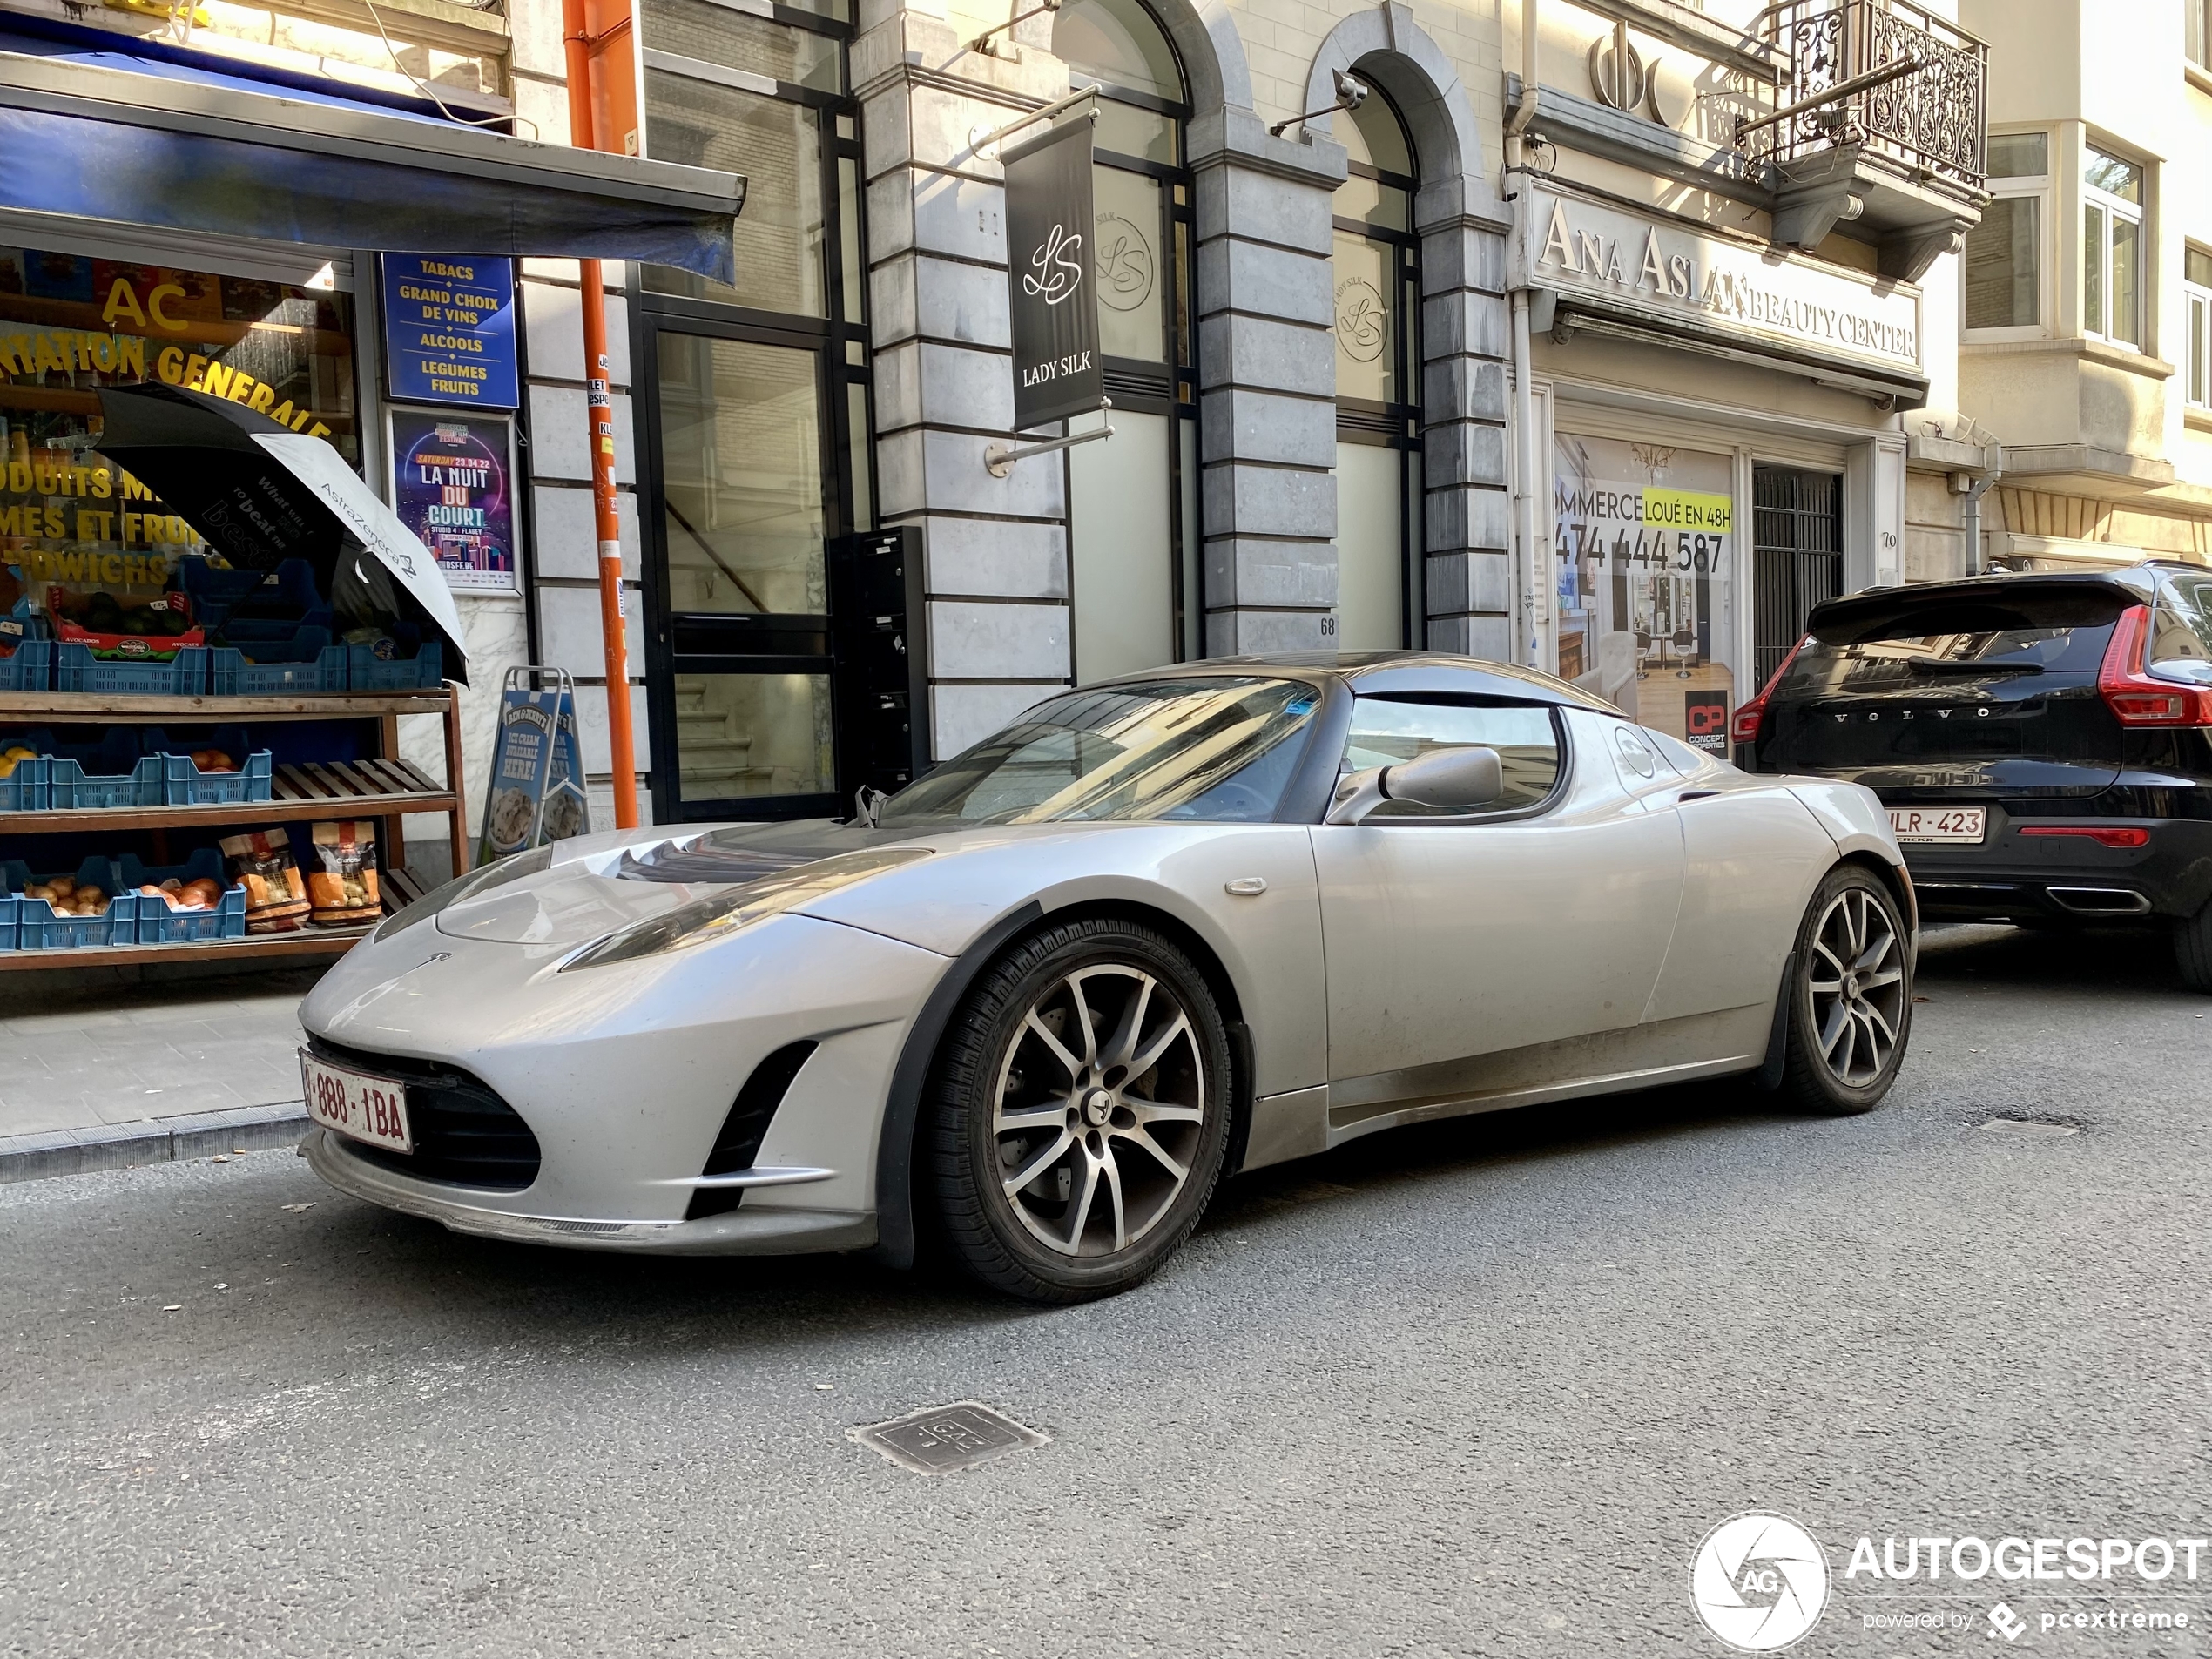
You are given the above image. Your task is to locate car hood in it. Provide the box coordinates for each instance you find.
[433,818,954,948]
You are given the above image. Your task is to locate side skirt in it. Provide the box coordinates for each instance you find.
[1242,1007,1772,1159]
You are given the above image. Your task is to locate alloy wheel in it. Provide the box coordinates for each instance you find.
[1805,886,1906,1087]
[991,964,1208,1258]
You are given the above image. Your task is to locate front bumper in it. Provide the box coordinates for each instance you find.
[1902,813,2212,922]
[297,910,949,1234]
[305,1129,876,1255]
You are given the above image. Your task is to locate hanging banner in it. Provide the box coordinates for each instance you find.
[388,409,517,593]
[381,253,520,408]
[1003,117,1103,431]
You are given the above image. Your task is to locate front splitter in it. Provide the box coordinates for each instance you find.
[302,1130,876,1257]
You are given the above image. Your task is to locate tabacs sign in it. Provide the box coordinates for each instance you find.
[1003,117,1104,431]
[381,254,519,409]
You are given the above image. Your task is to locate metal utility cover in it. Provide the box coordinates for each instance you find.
[848,1402,1049,1475]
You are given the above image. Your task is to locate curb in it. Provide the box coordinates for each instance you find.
[0,1101,311,1185]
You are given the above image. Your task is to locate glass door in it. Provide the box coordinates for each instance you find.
[643,320,840,819]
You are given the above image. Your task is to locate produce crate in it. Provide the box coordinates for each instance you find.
[49,754,165,809]
[117,849,249,942]
[150,722,275,805]
[206,637,348,696]
[55,644,209,696]
[206,604,336,644]
[0,637,51,691]
[347,640,443,691]
[179,556,320,615]
[0,729,162,811]
[0,756,49,811]
[48,589,204,659]
[0,856,138,950]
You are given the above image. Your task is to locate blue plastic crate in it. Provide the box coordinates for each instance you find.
[0,637,51,691]
[0,856,137,950]
[0,728,160,810]
[158,748,274,804]
[55,644,208,696]
[347,640,443,691]
[178,556,322,613]
[48,754,164,809]
[0,756,50,811]
[135,884,248,942]
[206,604,335,644]
[116,848,249,942]
[206,641,347,696]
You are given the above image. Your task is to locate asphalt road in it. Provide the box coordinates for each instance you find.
[3,924,2209,1659]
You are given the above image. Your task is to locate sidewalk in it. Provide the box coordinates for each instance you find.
[0,968,321,1181]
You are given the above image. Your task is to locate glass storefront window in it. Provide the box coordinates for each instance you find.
[656,334,826,616]
[1055,0,1184,101]
[640,0,843,92]
[1092,99,1177,165]
[1332,233,1399,406]
[642,75,826,314]
[671,671,834,801]
[0,246,354,609]
[1554,434,1739,753]
[1094,167,1167,362]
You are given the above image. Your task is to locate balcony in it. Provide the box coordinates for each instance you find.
[1754,0,1987,190]
[1746,0,1990,279]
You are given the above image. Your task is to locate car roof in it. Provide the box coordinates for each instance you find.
[1086,650,1619,711]
[1807,566,2164,639]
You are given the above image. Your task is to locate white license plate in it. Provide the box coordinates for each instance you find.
[1889,806,1987,845]
[300,1051,414,1153]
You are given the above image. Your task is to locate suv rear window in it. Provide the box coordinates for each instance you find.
[1777,591,2128,696]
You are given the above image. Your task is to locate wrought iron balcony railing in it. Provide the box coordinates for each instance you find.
[1749,0,1987,192]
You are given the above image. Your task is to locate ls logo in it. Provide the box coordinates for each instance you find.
[1023,223,1085,307]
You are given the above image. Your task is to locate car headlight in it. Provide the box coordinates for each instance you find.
[372,844,556,941]
[559,847,933,972]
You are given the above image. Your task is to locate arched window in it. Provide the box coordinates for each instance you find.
[1054,0,1198,680]
[1332,85,1421,651]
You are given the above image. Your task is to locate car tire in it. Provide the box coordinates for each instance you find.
[927,918,1234,1304]
[1777,866,1913,1116]
[2175,900,2212,995]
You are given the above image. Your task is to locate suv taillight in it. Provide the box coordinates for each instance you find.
[1730,636,1811,749]
[2098,605,2212,727]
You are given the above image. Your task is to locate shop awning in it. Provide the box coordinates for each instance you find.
[0,49,746,281]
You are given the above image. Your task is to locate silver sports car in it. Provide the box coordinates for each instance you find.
[299,652,1915,1302]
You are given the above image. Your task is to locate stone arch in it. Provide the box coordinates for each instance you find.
[1063,0,1254,118]
[1300,3,1515,658]
[1300,3,1495,209]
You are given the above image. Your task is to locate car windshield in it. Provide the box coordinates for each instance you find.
[880,677,1320,825]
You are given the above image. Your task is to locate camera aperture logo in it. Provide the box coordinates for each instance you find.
[1689,1512,1831,1651]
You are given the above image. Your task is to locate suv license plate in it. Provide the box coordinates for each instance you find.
[300,1051,414,1153]
[1889,806,1987,845]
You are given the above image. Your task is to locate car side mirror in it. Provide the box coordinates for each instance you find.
[1325,745,1506,825]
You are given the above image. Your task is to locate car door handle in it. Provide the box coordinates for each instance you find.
[1677,789,1722,803]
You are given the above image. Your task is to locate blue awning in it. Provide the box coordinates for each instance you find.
[0,46,745,281]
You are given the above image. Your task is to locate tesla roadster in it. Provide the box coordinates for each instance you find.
[299,652,1915,1302]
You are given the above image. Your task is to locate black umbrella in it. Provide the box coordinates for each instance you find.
[93,383,469,681]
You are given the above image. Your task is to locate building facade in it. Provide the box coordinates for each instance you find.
[5,0,2024,873]
[1955,0,2212,576]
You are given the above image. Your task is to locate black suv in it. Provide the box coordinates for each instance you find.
[1733,563,2212,992]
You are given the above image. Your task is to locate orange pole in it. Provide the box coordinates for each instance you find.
[562,0,641,828]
